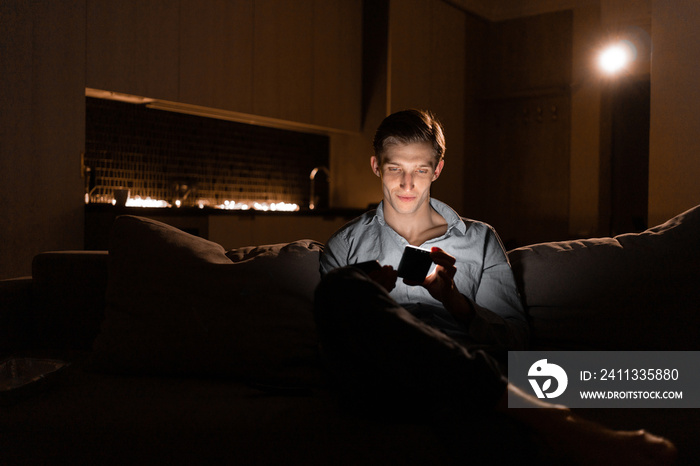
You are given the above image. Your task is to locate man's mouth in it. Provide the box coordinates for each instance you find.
[396,194,416,203]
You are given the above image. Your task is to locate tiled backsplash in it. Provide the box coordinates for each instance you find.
[85,97,329,208]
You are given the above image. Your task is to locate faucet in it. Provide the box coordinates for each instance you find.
[309,166,330,210]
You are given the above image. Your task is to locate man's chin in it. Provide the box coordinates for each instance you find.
[388,197,422,214]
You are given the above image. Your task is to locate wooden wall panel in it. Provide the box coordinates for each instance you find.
[479,95,571,247]
[426,1,467,216]
[649,0,700,225]
[388,0,467,214]
[0,0,34,279]
[313,0,362,131]
[0,0,85,279]
[86,0,362,131]
[253,0,314,123]
[462,13,489,219]
[485,10,573,96]
[179,0,254,112]
[475,11,573,247]
[389,0,433,112]
[86,0,179,100]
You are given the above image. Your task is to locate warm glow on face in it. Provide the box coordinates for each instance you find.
[372,142,442,217]
[598,41,636,75]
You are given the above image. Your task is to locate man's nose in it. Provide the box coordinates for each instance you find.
[400,172,414,189]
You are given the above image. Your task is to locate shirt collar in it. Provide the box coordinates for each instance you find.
[374,198,466,235]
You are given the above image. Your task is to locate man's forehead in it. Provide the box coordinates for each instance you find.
[383,158,435,167]
[381,142,437,166]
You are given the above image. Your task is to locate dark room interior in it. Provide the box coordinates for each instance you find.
[1,0,699,464]
[2,0,699,278]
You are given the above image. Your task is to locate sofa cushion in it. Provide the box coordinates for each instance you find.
[508,204,700,350]
[92,215,324,386]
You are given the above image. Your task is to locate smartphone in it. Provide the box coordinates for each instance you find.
[397,245,433,282]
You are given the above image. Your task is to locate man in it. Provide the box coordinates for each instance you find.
[315,109,676,465]
[320,109,527,355]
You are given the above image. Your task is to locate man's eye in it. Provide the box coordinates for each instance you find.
[387,167,399,172]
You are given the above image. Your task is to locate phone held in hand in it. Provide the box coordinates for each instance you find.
[397,245,433,282]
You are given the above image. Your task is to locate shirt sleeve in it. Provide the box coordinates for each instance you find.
[467,227,530,350]
[319,230,350,276]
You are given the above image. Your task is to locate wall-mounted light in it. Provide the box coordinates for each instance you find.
[598,40,637,75]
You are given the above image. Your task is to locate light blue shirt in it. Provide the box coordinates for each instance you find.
[320,199,529,350]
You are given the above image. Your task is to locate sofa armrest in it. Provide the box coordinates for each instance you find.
[31,251,110,350]
[0,277,33,355]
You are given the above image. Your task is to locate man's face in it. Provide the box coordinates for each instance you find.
[371,141,444,216]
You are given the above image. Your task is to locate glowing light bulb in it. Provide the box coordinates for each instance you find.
[599,41,636,75]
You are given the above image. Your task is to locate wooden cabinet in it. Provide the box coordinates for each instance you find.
[86,0,362,132]
[86,0,179,101]
[252,0,315,123]
[312,0,362,131]
[179,0,254,113]
[473,11,573,247]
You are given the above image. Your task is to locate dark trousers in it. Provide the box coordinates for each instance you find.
[313,266,508,422]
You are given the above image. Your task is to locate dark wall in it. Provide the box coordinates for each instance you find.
[0,1,86,279]
[469,11,574,248]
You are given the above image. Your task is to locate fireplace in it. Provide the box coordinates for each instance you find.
[84,97,330,211]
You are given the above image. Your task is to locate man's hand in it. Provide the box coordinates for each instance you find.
[368,265,398,293]
[420,247,457,302]
[421,247,475,325]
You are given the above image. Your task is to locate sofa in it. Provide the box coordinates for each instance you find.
[1,205,698,465]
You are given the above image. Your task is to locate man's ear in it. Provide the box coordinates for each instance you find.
[370,156,381,177]
[432,159,445,181]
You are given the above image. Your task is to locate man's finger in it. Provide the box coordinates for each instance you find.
[438,267,456,281]
[430,252,456,268]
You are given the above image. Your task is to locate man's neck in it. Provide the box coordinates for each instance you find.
[383,198,448,246]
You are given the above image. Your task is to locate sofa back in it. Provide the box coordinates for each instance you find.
[508,204,700,350]
[6,205,699,355]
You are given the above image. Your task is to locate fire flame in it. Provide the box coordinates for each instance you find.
[216,200,299,212]
[126,196,171,208]
[88,194,299,211]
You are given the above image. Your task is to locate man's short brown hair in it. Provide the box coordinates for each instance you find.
[372,109,446,165]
